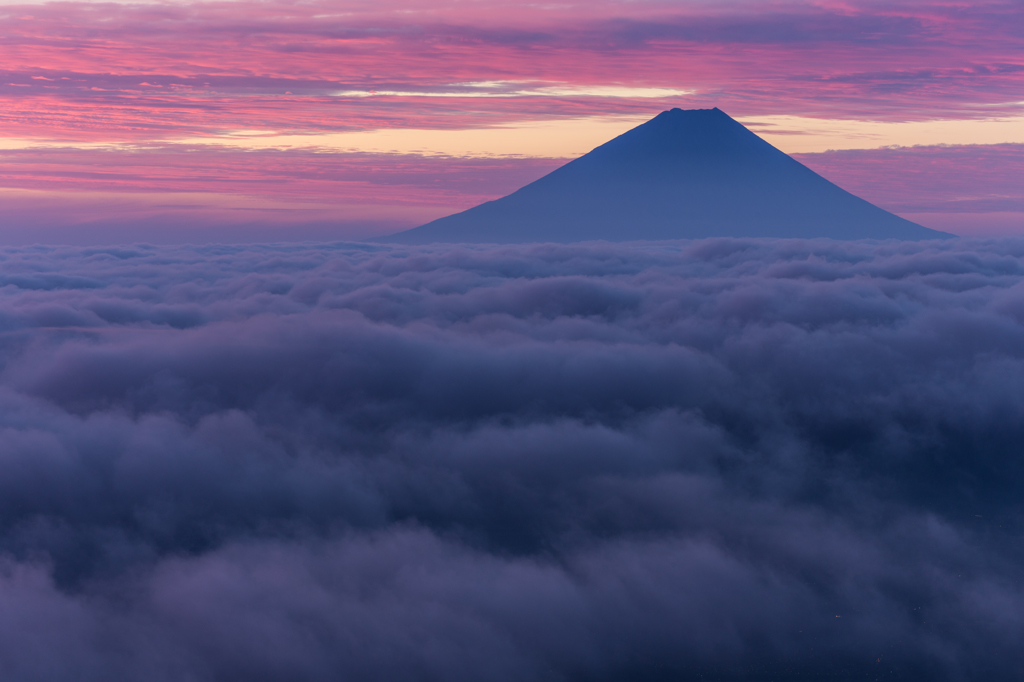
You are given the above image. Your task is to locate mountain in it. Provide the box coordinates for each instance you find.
[384,108,950,243]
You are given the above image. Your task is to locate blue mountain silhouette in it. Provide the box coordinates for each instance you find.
[385,108,949,243]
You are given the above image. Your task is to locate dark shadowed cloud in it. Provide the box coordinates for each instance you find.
[1,239,1024,680]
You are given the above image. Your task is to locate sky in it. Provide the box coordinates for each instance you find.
[5,6,1024,678]
[0,0,1021,242]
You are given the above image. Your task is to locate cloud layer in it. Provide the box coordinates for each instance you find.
[1,238,1024,680]
[2,143,1020,243]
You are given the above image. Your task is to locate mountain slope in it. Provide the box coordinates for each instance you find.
[385,108,949,243]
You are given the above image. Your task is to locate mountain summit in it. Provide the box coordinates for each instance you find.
[385,108,949,243]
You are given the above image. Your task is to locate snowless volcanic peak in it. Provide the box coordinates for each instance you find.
[386,108,950,243]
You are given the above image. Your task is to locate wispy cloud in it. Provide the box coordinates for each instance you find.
[332,81,694,98]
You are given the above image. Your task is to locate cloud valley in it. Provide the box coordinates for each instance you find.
[1,238,1023,680]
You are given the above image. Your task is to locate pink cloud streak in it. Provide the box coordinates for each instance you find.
[0,147,561,206]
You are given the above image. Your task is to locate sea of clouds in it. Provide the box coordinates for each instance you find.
[1,238,1023,681]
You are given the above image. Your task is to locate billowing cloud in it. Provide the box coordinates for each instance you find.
[1,238,1023,679]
